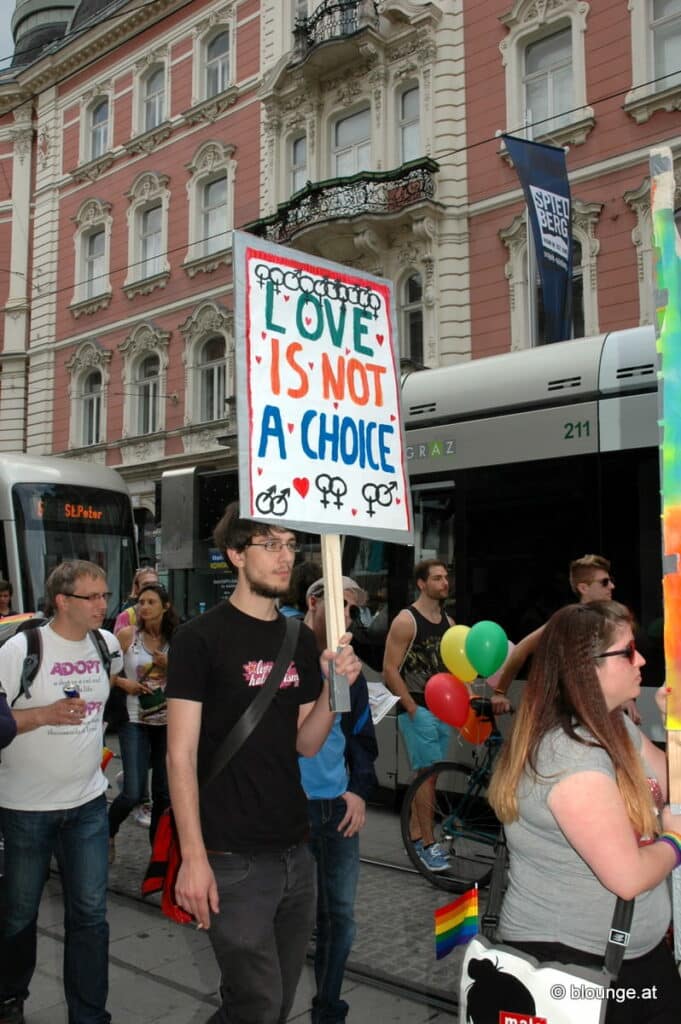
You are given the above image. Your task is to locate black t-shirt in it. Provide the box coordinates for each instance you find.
[167,601,322,853]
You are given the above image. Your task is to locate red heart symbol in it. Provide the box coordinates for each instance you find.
[376,334,384,344]
[255,356,262,364]
[287,423,295,434]
[293,477,309,498]
[351,509,357,516]
[333,402,339,410]
[308,362,314,371]
[283,294,290,302]
[396,497,401,504]
[305,316,312,326]
[257,467,263,476]
[345,348,350,356]
[261,331,267,340]
[390,414,396,421]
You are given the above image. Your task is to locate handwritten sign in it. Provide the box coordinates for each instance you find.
[233,231,413,543]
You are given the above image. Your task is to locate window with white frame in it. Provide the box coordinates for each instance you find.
[500,2,593,147]
[523,28,572,135]
[625,1,681,122]
[185,142,236,270]
[84,230,106,298]
[137,354,161,435]
[399,85,420,163]
[652,0,681,90]
[202,175,228,255]
[71,198,112,313]
[65,341,112,448]
[291,135,307,193]
[90,98,109,159]
[82,371,103,446]
[119,323,169,437]
[199,336,227,422]
[333,107,371,176]
[180,302,234,428]
[400,272,424,365]
[124,172,170,293]
[143,66,166,131]
[206,30,230,98]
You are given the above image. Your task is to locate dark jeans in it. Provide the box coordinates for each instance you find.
[308,798,360,1024]
[511,937,681,1024]
[0,794,110,1024]
[108,721,169,843]
[206,843,316,1024]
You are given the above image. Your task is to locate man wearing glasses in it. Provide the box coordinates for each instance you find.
[166,503,362,1024]
[0,560,123,1024]
[492,554,624,715]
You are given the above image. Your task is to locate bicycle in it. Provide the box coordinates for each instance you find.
[400,697,504,892]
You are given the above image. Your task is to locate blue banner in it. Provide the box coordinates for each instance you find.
[502,134,572,343]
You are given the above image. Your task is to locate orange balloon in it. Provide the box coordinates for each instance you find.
[459,703,493,744]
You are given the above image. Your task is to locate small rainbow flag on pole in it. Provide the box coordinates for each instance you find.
[434,885,478,960]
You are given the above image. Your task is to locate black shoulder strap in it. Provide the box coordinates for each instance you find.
[13,628,42,706]
[201,617,301,790]
[89,629,112,676]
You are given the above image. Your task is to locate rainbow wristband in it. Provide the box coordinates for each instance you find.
[658,832,681,868]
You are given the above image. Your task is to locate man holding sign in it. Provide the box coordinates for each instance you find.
[166,504,362,1024]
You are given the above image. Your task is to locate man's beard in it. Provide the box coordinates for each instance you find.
[250,580,288,600]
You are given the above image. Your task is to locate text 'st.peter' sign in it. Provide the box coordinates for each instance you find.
[234,231,413,544]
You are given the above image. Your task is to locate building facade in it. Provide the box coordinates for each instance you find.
[0,0,679,562]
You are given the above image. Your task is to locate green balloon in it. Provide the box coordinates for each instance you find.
[465,620,508,677]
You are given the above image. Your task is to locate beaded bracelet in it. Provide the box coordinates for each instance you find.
[658,831,681,868]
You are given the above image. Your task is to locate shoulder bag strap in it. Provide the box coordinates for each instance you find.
[201,617,301,790]
[603,896,635,976]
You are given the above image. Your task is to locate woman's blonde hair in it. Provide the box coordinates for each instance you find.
[488,601,657,838]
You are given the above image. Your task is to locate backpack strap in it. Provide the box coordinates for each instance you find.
[89,629,113,677]
[13,628,42,706]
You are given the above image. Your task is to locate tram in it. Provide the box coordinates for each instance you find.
[0,453,138,623]
[341,324,664,786]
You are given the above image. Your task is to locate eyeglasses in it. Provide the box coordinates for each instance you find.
[593,577,615,588]
[595,640,636,664]
[246,539,301,554]
[64,591,112,603]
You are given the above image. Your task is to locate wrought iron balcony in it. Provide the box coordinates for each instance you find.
[247,158,439,247]
[293,0,378,61]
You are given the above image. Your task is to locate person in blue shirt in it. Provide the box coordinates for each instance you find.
[300,576,378,1024]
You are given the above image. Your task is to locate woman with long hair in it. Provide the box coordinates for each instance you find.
[488,600,681,1023]
[108,583,179,859]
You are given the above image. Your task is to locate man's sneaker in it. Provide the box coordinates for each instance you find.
[0,997,24,1023]
[134,803,152,828]
[414,839,450,872]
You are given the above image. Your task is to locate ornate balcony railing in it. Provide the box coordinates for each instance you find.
[293,0,378,59]
[248,159,439,247]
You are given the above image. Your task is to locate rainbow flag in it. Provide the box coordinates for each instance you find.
[434,886,478,960]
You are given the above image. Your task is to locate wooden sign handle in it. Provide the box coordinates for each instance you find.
[321,533,350,712]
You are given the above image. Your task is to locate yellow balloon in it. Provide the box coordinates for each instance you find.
[440,625,478,682]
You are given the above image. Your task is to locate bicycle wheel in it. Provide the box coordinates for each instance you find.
[400,760,499,892]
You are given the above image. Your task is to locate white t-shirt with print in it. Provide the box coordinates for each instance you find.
[0,624,123,811]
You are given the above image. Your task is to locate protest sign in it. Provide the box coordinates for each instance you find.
[233,231,413,545]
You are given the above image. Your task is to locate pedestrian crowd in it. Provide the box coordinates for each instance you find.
[0,536,679,1024]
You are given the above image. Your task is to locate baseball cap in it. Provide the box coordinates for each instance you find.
[306,576,363,601]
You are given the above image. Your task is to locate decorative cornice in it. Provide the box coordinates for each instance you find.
[119,322,171,363]
[123,271,171,300]
[69,152,115,184]
[623,82,681,125]
[69,292,113,319]
[73,197,112,227]
[182,87,238,126]
[182,250,233,278]
[179,302,233,345]
[124,122,173,156]
[65,341,113,375]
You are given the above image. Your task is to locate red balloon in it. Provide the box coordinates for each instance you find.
[459,703,493,744]
[424,672,471,727]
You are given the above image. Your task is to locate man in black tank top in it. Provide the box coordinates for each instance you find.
[383,559,454,872]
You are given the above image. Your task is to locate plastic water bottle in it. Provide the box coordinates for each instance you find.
[198,601,206,614]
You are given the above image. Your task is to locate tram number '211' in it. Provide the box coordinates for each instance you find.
[563,420,591,440]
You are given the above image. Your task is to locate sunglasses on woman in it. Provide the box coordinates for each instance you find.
[595,639,636,664]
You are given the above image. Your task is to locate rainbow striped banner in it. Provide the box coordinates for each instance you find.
[434,886,478,960]
[650,146,681,960]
